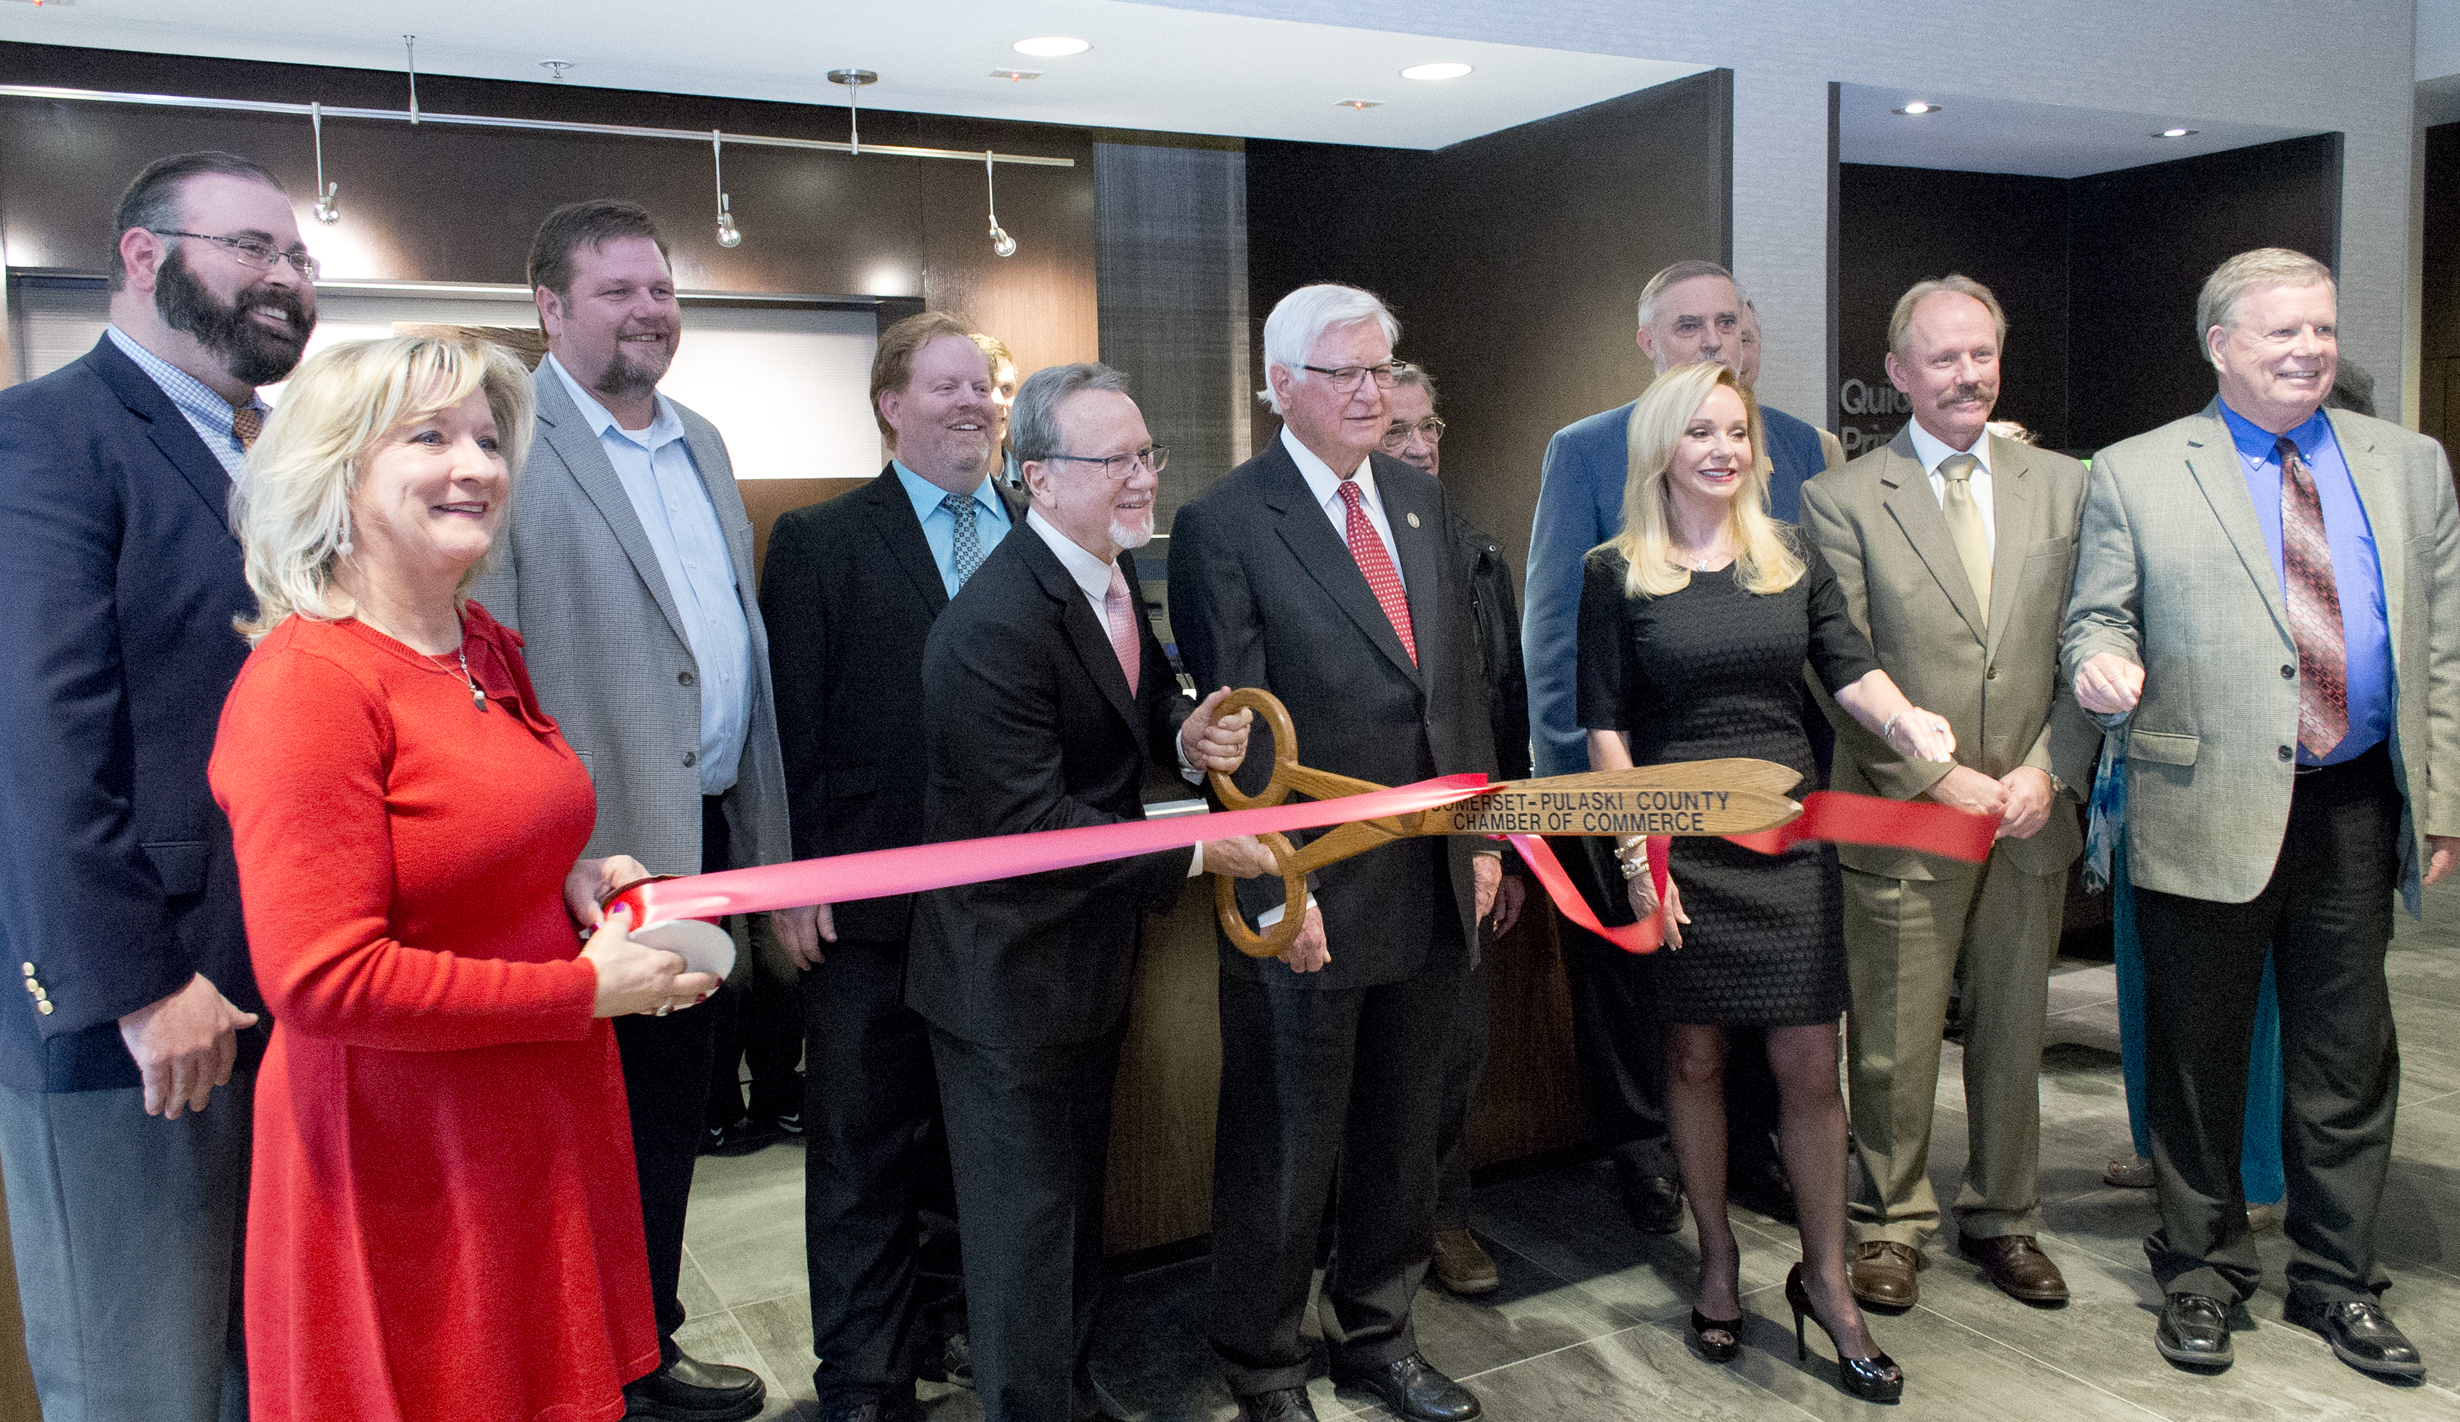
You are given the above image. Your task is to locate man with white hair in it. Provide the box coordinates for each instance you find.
[2065,247,2460,1378]
[1171,284,1498,1422]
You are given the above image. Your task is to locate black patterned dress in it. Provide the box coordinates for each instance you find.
[1575,533,1881,1025]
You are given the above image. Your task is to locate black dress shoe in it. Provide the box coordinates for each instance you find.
[2154,1293,2233,1371]
[702,1115,790,1157]
[1332,1352,1482,1421]
[1233,1385,1321,1421]
[2286,1296,2425,1378]
[623,1354,765,1421]
[1615,1164,1685,1235]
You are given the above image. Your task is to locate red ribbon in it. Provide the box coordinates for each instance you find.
[1508,790,1997,955]
[609,773,1495,927]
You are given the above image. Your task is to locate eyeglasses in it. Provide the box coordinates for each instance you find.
[1299,360,1411,392]
[1049,445,1171,481]
[148,230,321,281]
[1381,416,1446,450]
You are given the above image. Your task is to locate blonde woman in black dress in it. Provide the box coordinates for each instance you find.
[1577,361,1954,1401]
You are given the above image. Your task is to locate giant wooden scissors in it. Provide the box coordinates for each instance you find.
[1205,689,1804,957]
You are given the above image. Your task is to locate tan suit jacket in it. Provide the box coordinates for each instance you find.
[2062,401,2460,909]
[1804,426,2099,881]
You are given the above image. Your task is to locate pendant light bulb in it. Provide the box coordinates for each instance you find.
[308,102,341,225]
[711,131,742,247]
[313,181,341,226]
[984,153,1016,258]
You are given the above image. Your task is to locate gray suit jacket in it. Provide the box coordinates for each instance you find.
[1803,427,2098,880]
[2062,400,2460,909]
[469,366,790,879]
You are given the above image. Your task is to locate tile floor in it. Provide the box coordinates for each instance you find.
[672,878,2460,1420]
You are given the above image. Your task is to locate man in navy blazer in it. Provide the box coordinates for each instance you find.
[1518,259,1837,1238]
[0,151,314,1422]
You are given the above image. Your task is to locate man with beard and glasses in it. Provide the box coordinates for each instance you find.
[471,200,808,1422]
[0,150,311,1422]
[1800,275,2095,1313]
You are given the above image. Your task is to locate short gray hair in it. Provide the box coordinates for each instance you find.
[1636,259,1736,329]
[1391,363,1440,409]
[1011,361,1132,463]
[1260,283,1400,414]
[2197,247,2334,357]
[1888,274,2008,357]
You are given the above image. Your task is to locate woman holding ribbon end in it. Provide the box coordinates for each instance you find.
[1576,360,1953,1401]
[209,336,717,1422]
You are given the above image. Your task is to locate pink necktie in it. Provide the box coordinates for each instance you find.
[1338,479,1416,664]
[1104,561,1141,695]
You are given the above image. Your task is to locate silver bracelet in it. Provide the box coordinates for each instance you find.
[1882,712,1903,743]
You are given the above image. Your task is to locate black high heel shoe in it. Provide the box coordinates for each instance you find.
[1787,1264,1904,1402]
[1688,1308,1743,1363]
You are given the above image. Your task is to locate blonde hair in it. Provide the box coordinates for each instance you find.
[1605,361,1803,599]
[232,335,536,644]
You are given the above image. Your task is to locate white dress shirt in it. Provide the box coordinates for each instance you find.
[544,353,753,794]
[1906,420,1996,555]
[1281,425,1406,591]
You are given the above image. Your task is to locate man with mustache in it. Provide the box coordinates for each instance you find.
[1800,275,2095,1312]
[2066,248,2459,1378]
[907,362,1264,1422]
[472,200,806,1422]
[0,150,310,1422]
[762,313,1019,1422]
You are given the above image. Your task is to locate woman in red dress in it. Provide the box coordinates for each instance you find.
[209,336,721,1422]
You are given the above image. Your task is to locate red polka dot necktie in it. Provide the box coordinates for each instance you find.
[2278,435,2347,757]
[1337,478,1415,665]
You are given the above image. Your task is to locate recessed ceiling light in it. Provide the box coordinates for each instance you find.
[1335,98,1384,110]
[1012,36,1090,57]
[990,69,1042,82]
[1893,101,1940,116]
[2156,127,2198,138]
[1401,62,1473,82]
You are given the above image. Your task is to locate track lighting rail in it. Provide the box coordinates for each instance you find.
[0,83,1077,168]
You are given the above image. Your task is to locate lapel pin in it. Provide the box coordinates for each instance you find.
[1406,511,1420,528]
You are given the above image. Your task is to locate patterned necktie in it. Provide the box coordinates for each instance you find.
[231,405,263,451]
[940,492,983,590]
[2278,435,2348,756]
[1337,478,1416,664]
[1104,561,1141,695]
[1938,452,1992,611]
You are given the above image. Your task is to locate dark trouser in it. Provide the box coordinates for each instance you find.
[612,795,730,1363]
[0,1069,253,1422]
[930,1023,1124,1422]
[803,935,960,1413]
[1551,837,1782,1185]
[707,915,805,1128]
[1433,931,1494,1230]
[1208,936,1466,1397]
[2134,743,2402,1307]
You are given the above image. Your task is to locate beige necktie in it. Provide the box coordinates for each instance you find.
[1938,452,1991,611]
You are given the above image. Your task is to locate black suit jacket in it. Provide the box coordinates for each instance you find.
[761,466,1027,941]
[0,337,270,1091]
[905,522,1193,1048]
[1168,441,1497,989]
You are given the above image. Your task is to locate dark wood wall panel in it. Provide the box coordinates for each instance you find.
[2067,133,2341,451]
[2420,122,2460,456]
[1836,164,2073,453]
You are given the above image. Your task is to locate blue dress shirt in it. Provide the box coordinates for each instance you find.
[2218,400,2391,767]
[105,326,267,479]
[544,354,753,793]
[894,462,1013,598]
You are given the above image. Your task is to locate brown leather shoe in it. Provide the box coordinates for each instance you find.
[1431,1227,1500,1295]
[1959,1233,2069,1305]
[1848,1240,1920,1308]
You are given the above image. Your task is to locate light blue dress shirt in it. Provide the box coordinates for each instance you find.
[894,462,1013,597]
[544,354,753,793]
[2218,400,2391,768]
[106,326,267,479]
